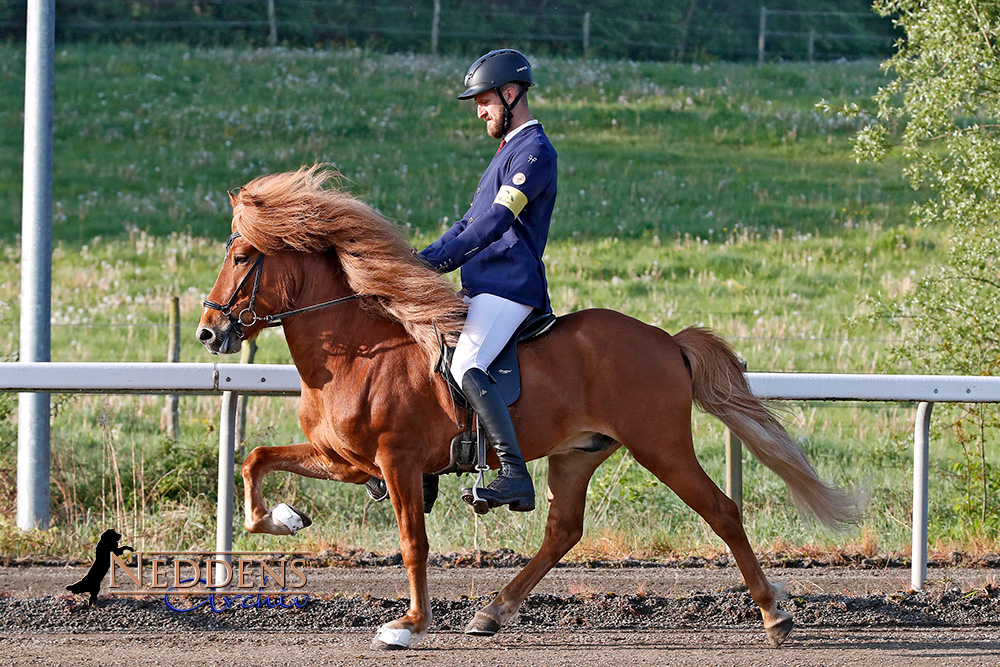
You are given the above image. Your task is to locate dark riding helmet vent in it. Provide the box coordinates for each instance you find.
[458,49,535,136]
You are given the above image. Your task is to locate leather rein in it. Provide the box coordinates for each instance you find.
[202,231,365,339]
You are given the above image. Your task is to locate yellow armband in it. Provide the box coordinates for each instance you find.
[493,185,528,216]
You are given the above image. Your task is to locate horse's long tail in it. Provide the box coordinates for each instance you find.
[673,325,863,530]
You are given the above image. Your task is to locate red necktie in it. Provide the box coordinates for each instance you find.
[495,139,506,155]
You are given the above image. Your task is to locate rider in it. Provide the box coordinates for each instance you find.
[419,49,558,513]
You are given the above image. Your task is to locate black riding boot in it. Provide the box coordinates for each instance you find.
[459,367,535,512]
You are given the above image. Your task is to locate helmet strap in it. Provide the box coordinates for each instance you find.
[495,84,527,137]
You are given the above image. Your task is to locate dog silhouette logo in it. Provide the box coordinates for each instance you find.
[66,529,134,606]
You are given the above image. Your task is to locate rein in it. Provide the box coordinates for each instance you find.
[203,231,365,339]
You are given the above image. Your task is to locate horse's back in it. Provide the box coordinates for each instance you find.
[515,308,693,441]
[532,308,687,373]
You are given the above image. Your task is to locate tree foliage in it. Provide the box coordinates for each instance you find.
[851,0,1000,374]
[845,0,1000,530]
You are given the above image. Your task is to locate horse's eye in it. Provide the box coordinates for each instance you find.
[234,254,249,265]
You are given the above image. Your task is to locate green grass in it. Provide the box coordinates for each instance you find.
[1,45,994,561]
[1,45,915,241]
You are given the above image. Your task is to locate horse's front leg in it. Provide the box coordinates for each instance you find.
[370,452,431,650]
[242,442,368,535]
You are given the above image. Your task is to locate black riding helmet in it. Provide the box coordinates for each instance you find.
[458,49,534,136]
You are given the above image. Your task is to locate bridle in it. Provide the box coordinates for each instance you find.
[202,231,365,339]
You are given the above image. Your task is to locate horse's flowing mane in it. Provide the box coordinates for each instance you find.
[233,164,467,365]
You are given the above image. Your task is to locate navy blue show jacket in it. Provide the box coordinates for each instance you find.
[419,123,557,312]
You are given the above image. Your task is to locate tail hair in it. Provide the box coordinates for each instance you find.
[673,326,863,530]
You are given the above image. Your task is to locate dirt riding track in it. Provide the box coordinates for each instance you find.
[2,557,999,666]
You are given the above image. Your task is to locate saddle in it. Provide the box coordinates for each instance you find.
[364,308,557,513]
[434,307,557,476]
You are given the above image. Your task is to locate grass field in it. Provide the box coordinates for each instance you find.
[1,45,993,561]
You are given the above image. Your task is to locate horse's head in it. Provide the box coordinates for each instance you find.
[197,189,292,355]
[197,165,467,364]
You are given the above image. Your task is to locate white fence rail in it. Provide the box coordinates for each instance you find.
[4,362,1000,590]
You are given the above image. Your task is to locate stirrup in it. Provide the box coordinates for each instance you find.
[463,417,491,515]
[462,485,491,515]
[464,470,535,512]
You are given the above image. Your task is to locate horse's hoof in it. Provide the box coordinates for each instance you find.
[765,610,794,647]
[364,477,388,502]
[292,505,313,528]
[371,627,412,650]
[464,611,502,636]
[422,474,439,514]
[270,503,311,534]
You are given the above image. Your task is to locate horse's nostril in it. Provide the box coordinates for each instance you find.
[197,327,215,343]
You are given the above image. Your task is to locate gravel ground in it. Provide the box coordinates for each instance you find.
[2,555,999,666]
[3,628,999,667]
[2,580,1000,633]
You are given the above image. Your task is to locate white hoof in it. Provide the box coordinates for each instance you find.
[270,503,304,535]
[371,626,412,650]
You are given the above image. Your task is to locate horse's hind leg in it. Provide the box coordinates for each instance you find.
[629,434,793,646]
[466,445,617,635]
[242,443,368,535]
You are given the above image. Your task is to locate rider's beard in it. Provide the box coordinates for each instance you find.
[485,109,505,139]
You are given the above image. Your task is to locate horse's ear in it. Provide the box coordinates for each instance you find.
[228,189,239,208]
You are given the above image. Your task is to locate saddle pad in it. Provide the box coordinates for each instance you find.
[488,333,522,406]
[438,342,520,407]
[439,309,557,407]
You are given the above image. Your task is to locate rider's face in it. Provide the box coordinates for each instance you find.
[474,90,506,139]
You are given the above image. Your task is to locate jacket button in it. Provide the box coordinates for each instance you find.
[476,187,481,194]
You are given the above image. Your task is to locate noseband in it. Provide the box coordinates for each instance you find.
[202,231,365,339]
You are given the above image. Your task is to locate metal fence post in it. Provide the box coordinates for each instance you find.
[725,358,747,514]
[234,339,257,452]
[725,429,743,516]
[215,391,238,586]
[164,296,181,439]
[911,401,932,591]
[17,0,56,532]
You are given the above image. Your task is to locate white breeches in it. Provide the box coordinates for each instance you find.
[451,293,532,385]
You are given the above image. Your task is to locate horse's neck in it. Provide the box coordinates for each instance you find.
[286,306,410,367]
[280,261,417,387]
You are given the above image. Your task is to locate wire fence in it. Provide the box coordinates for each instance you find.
[0,1,898,63]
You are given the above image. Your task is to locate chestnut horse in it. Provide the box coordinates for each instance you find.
[197,166,860,650]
